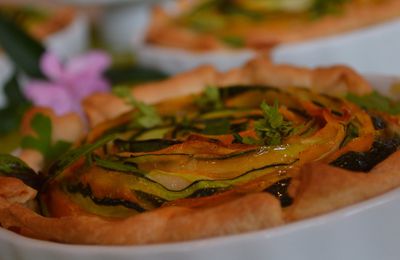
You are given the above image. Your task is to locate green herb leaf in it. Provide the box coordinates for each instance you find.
[196,86,224,112]
[346,91,400,115]
[113,86,162,129]
[254,101,294,145]
[309,0,349,18]
[242,136,263,145]
[0,12,45,78]
[105,65,167,86]
[20,114,72,164]
[221,35,245,48]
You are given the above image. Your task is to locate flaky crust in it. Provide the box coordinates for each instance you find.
[5,58,400,245]
[286,151,400,221]
[0,177,36,205]
[146,0,400,51]
[0,192,282,245]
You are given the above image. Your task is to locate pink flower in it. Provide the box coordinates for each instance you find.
[24,51,111,118]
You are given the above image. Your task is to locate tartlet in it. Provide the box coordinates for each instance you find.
[1,58,400,245]
[146,0,400,51]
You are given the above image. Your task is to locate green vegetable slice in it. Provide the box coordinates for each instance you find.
[0,154,42,190]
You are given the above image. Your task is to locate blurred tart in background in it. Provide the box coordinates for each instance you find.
[146,0,400,51]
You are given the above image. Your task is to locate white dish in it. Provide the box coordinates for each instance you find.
[273,19,400,76]
[133,41,256,75]
[1,75,400,260]
[0,12,89,109]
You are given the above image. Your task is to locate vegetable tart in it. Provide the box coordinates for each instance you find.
[1,58,400,245]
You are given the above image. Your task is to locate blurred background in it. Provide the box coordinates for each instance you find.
[0,0,400,153]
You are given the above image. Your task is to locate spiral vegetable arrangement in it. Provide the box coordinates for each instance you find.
[39,85,399,218]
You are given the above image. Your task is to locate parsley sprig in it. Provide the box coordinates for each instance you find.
[21,113,71,164]
[113,87,162,129]
[239,101,295,146]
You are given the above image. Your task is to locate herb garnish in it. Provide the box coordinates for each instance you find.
[309,0,350,18]
[239,101,295,145]
[113,87,162,129]
[221,35,245,48]
[21,113,71,164]
[346,91,400,115]
[196,86,224,112]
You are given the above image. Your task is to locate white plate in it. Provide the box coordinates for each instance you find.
[273,19,400,76]
[0,12,89,109]
[1,75,400,260]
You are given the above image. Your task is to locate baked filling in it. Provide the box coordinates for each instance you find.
[38,85,399,218]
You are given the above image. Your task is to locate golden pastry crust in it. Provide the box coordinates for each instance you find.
[3,58,400,246]
[0,177,36,205]
[146,0,400,51]
[286,151,400,221]
[0,192,282,245]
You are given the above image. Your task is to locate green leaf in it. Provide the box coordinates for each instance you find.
[113,86,162,129]
[346,91,400,115]
[260,101,283,129]
[221,35,245,48]
[0,73,31,135]
[254,101,295,145]
[309,0,350,18]
[0,12,45,78]
[242,136,263,145]
[105,65,167,85]
[196,86,224,112]
[0,153,42,190]
[20,114,72,166]
[50,141,73,162]
[3,72,30,106]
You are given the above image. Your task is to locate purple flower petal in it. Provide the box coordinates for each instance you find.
[65,51,111,80]
[24,51,111,119]
[68,75,110,100]
[40,52,64,82]
[24,81,77,116]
